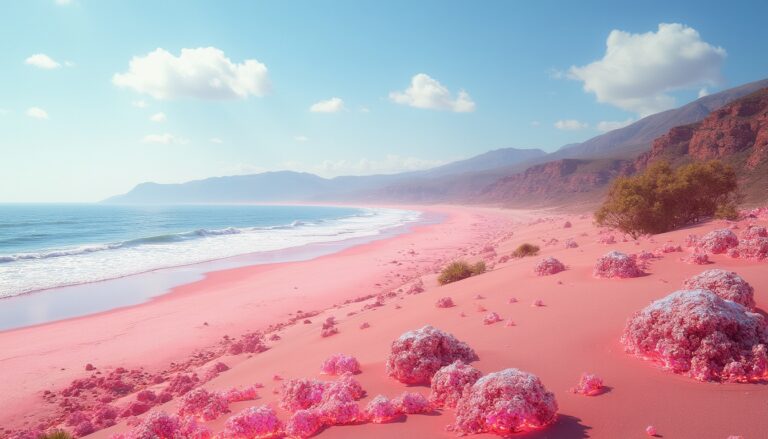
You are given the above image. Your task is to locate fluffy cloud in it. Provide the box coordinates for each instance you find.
[597,118,634,132]
[142,133,188,145]
[554,119,588,130]
[26,107,49,119]
[209,137,224,144]
[310,97,344,113]
[150,112,167,122]
[569,23,726,116]
[389,73,475,112]
[25,54,61,69]
[113,47,270,100]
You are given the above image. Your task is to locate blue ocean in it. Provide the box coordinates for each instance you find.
[0,204,419,298]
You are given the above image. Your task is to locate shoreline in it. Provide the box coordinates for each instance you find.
[0,204,522,433]
[0,208,438,332]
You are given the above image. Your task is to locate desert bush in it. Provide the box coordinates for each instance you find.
[38,432,73,439]
[438,261,485,285]
[595,160,740,238]
[511,243,540,258]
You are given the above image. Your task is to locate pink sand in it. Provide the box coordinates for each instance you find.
[2,205,767,438]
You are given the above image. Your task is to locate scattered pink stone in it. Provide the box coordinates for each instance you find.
[570,373,604,396]
[475,304,487,312]
[593,251,644,279]
[85,363,95,371]
[698,229,739,254]
[741,225,768,240]
[386,325,478,385]
[111,411,212,439]
[279,379,327,412]
[534,257,566,276]
[483,312,503,325]
[683,269,755,309]
[564,238,578,249]
[474,294,485,300]
[222,406,282,439]
[656,243,682,254]
[320,353,361,376]
[737,237,768,260]
[454,368,558,435]
[621,289,768,382]
[684,252,710,265]
[359,322,370,329]
[393,391,431,414]
[563,221,572,228]
[507,297,518,304]
[504,319,516,327]
[429,361,483,409]
[435,297,455,308]
[365,395,398,423]
[222,384,261,403]
[532,299,544,307]
[459,312,467,317]
[598,234,616,245]
[646,425,658,436]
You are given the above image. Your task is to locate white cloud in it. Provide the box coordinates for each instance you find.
[698,88,710,98]
[554,119,588,130]
[597,118,635,133]
[294,135,309,142]
[569,23,726,116]
[25,54,61,69]
[150,112,167,122]
[209,137,224,144]
[113,47,270,100]
[142,133,188,145]
[26,107,49,119]
[55,0,72,5]
[132,100,148,108]
[309,97,344,113]
[389,73,475,112]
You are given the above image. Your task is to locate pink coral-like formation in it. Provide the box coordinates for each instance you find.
[483,312,503,325]
[593,251,643,279]
[285,409,323,438]
[534,257,565,276]
[429,361,483,409]
[742,225,768,240]
[435,297,455,308]
[393,392,431,414]
[598,234,616,244]
[222,406,282,439]
[364,395,398,423]
[386,325,479,385]
[178,388,230,421]
[684,252,710,265]
[698,229,739,254]
[564,239,578,249]
[563,221,572,228]
[570,373,604,396]
[646,425,658,436]
[279,379,327,412]
[320,353,361,376]
[621,289,768,382]
[683,269,755,309]
[222,385,261,403]
[111,411,212,439]
[736,237,768,260]
[454,368,558,435]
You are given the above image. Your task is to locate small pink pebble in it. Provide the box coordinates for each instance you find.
[507,297,518,304]
[272,374,283,381]
[646,425,657,436]
[504,319,516,327]
[459,312,467,317]
[532,299,544,307]
[359,322,370,329]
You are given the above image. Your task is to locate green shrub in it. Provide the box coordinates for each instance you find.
[511,243,540,258]
[595,160,740,238]
[38,431,73,439]
[438,260,486,285]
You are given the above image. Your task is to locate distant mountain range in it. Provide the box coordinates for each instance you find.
[105,78,768,206]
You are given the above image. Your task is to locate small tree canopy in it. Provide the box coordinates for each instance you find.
[595,160,740,238]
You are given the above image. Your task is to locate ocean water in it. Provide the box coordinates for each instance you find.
[0,204,420,298]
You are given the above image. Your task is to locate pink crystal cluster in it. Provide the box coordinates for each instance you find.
[320,353,361,376]
[435,297,455,308]
[393,392,431,414]
[111,411,211,439]
[684,252,710,265]
[534,257,566,276]
[429,361,483,408]
[683,269,755,309]
[655,243,682,255]
[453,368,558,435]
[178,388,230,421]
[593,251,644,279]
[278,374,365,435]
[697,229,739,254]
[742,225,767,240]
[364,395,398,423]
[570,373,604,396]
[386,326,479,384]
[621,289,768,382]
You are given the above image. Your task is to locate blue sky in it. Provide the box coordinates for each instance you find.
[2,0,767,202]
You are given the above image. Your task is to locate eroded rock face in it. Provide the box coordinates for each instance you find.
[621,289,768,382]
